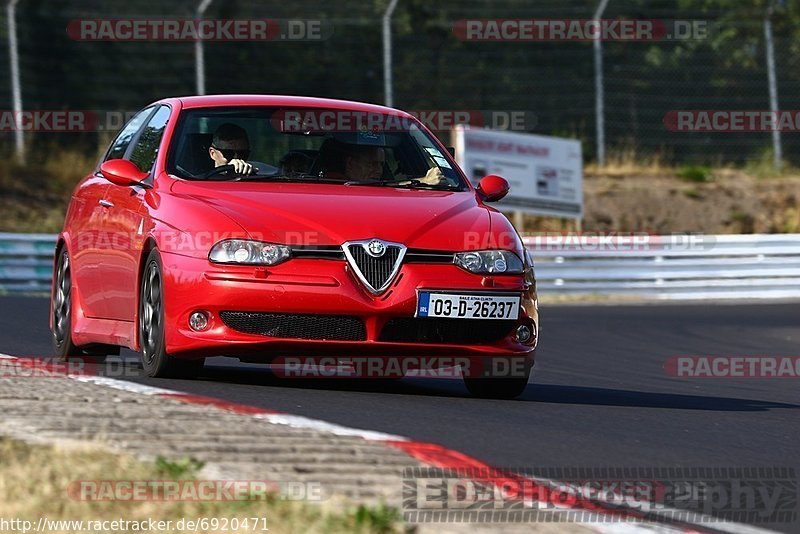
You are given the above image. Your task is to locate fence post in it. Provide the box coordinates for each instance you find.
[7,0,24,163]
[764,0,782,171]
[593,0,610,167]
[382,0,400,107]
[195,0,214,95]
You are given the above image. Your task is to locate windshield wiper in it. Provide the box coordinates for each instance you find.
[229,173,460,190]
[237,173,348,184]
[346,179,461,191]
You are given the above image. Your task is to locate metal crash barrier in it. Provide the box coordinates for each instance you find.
[2,233,800,299]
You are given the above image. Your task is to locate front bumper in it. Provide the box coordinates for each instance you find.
[160,251,539,360]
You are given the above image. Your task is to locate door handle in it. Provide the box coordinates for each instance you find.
[99,199,114,208]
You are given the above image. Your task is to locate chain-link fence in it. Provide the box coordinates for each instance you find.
[1,0,798,166]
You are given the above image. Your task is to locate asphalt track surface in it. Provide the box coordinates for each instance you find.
[2,296,799,531]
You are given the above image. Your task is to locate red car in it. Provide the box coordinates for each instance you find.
[50,95,539,398]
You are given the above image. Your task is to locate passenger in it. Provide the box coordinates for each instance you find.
[343,145,386,182]
[342,144,446,185]
[279,152,313,177]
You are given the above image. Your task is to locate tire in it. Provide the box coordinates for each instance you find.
[463,356,532,399]
[51,248,82,360]
[52,247,122,362]
[139,249,204,378]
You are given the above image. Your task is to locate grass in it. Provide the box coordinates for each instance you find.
[676,165,713,183]
[584,148,671,177]
[584,148,798,182]
[0,143,100,193]
[681,187,704,200]
[776,207,800,233]
[2,144,800,235]
[742,148,798,179]
[0,436,405,534]
[155,456,206,478]
[0,145,101,233]
[728,209,756,234]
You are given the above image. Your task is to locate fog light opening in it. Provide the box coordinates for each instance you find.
[189,311,210,332]
[515,324,533,343]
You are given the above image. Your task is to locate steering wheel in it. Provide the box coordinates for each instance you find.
[203,164,253,180]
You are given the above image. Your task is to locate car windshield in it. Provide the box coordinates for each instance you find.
[167,106,466,190]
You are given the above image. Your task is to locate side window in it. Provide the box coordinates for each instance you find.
[129,106,171,173]
[409,125,460,183]
[104,107,155,162]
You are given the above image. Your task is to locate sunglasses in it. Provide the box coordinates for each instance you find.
[211,145,250,161]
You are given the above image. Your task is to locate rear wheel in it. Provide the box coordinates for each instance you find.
[52,248,81,360]
[463,356,532,399]
[139,249,204,378]
[52,248,121,362]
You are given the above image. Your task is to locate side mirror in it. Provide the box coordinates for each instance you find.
[446,146,456,157]
[100,159,149,187]
[476,174,510,202]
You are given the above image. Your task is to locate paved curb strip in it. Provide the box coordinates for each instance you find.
[0,354,776,534]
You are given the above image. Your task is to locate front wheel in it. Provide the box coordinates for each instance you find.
[463,356,532,399]
[139,249,204,378]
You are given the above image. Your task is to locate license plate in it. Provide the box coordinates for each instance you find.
[417,292,520,320]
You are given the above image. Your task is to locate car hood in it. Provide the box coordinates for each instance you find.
[170,181,493,250]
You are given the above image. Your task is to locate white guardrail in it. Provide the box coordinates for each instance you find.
[525,233,800,300]
[1,233,800,300]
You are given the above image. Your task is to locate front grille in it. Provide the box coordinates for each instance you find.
[379,318,517,344]
[346,244,403,292]
[290,245,344,260]
[220,311,366,341]
[404,250,455,264]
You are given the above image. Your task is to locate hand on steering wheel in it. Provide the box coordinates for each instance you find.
[204,159,255,180]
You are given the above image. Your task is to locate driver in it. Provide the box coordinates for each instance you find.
[206,123,253,176]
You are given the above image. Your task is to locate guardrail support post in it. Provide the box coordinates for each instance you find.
[593,0,610,167]
[7,0,24,163]
[764,0,782,171]
[195,0,214,95]
[383,0,400,107]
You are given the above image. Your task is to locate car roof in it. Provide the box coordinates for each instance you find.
[155,95,415,119]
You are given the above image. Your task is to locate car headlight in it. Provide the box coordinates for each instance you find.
[209,239,291,265]
[454,250,523,274]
